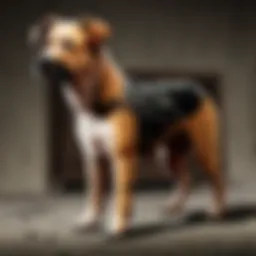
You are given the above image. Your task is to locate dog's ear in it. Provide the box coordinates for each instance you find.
[81,17,111,52]
[28,14,58,47]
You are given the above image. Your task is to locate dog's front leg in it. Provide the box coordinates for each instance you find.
[108,151,137,235]
[73,116,106,230]
[75,149,105,230]
[107,109,138,236]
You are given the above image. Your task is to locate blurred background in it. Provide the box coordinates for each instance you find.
[0,1,256,254]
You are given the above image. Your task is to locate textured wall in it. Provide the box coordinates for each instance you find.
[0,1,255,194]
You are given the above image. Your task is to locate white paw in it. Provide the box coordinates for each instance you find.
[73,210,101,232]
[206,204,225,219]
[105,214,128,236]
[163,194,186,214]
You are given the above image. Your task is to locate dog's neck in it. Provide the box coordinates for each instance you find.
[70,53,125,111]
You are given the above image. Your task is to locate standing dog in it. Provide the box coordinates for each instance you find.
[28,14,225,236]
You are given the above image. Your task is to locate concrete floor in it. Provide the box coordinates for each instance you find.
[1,187,256,255]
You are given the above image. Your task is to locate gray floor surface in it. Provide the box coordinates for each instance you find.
[0,187,256,255]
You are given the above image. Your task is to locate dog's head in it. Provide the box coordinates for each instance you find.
[28,14,111,83]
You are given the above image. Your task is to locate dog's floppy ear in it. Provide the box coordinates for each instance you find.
[81,17,111,51]
[28,14,58,47]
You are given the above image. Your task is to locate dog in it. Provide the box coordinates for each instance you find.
[28,14,226,236]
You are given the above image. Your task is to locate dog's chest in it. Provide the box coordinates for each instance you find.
[76,114,113,154]
[62,86,114,155]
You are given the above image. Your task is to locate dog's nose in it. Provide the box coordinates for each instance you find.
[37,57,70,82]
[38,56,53,70]
[38,57,61,76]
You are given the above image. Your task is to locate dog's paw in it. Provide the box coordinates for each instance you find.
[162,198,185,215]
[104,216,129,238]
[206,205,226,220]
[72,212,101,233]
[73,219,100,233]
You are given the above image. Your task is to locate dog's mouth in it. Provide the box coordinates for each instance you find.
[38,57,72,84]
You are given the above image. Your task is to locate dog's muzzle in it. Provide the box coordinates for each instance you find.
[37,57,72,83]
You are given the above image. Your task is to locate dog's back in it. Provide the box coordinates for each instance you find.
[125,80,206,151]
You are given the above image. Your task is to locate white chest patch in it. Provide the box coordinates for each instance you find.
[75,113,114,155]
[62,85,114,156]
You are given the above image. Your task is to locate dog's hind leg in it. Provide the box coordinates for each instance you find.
[186,98,226,218]
[163,150,191,214]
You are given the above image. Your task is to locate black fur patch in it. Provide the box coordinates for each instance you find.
[125,80,205,152]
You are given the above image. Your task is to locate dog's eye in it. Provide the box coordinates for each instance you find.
[62,39,75,51]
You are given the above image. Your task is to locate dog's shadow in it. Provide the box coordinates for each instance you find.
[121,204,256,240]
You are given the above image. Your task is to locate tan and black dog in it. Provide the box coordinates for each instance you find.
[28,14,226,236]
